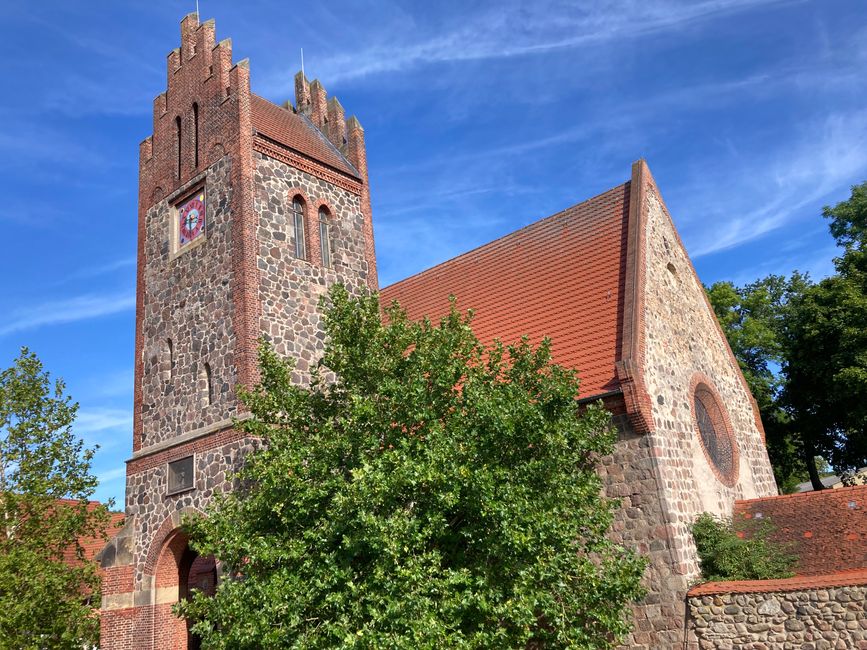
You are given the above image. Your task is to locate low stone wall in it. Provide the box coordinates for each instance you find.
[687,572,867,649]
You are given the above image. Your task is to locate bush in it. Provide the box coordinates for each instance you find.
[691,512,796,582]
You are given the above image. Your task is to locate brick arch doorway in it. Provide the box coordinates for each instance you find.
[154,528,217,650]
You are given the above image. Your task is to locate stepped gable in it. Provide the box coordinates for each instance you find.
[380,181,631,399]
[250,94,360,179]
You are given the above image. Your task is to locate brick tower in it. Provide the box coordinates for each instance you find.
[99,14,377,648]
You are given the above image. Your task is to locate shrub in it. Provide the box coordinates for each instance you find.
[691,512,796,582]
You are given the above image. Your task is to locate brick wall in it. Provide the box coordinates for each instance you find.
[735,484,867,576]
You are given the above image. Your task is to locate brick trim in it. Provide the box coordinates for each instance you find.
[615,159,654,435]
[689,372,740,488]
[253,136,363,195]
[127,426,250,475]
[688,568,867,596]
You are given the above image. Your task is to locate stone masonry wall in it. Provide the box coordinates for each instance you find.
[254,150,370,383]
[140,155,237,447]
[599,410,692,649]
[124,433,258,591]
[688,586,867,649]
[640,182,778,578]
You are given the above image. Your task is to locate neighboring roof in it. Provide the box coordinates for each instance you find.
[250,94,360,179]
[52,499,125,567]
[688,568,867,596]
[380,182,631,398]
[734,484,867,576]
[796,474,842,492]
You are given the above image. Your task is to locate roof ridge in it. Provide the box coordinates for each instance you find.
[381,180,631,292]
[736,483,867,505]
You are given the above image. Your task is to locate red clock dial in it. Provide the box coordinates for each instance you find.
[178,192,206,246]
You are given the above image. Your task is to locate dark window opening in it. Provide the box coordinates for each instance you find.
[319,206,332,268]
[292,197,306,260]
[175,116,182,179]
[192,103,199,169]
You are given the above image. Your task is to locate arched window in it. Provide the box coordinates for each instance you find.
[200,363,213,407]
[291,197,306,260]
[175,116,182,179]
[160,338,174,382]
[192,103,199,169]
[318,206,332,268]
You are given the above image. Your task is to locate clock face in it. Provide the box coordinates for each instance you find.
[178,191,206,247]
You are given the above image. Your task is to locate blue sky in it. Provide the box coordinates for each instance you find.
[0,0,865,506]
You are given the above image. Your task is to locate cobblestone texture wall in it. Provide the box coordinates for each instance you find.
[124,434,258,590]
[640,183,778,578]
[599,411,691,649]
[254,151,370,383]
[140,155,238,447]
[688,587,867,649]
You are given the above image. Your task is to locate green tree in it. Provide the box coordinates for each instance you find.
[179,286,646,649]
[706,275,810,493]
[690,512,796,582]
[0,348,110,649]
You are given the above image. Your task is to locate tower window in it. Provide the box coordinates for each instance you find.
[175,116,182,179]
[319,206,332,268]
[292,197,306,260]
[192,103,199,169]
[200,363,213,407]
[160,338,174,382]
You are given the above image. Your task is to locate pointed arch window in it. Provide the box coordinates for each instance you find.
[160,338,174,382]
[200,363,213,407]
[292,197,307,260]
[192,103,199,169]
[319,206,332,268]
[175,116,182,179]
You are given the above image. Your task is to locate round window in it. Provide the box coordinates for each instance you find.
[692,381,739,486]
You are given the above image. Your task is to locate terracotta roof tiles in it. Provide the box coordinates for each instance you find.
[250,94,359,179]
[380,182,631,399]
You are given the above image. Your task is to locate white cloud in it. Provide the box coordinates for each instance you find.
[683,109,867,257]
[0,292,135,337]
[76,408,133,434]
[279,0,799,85]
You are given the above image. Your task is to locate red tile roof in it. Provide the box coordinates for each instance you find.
[53,499,125,567]
[380,182,631,398]
[734,485,867,576]
[688,568,867,596]
[250,94,359,179]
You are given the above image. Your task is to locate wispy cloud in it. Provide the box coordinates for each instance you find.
[61,257,136,283]
[684,108,867,257]
[76,408,133,434]
[0,292,135,337]
[282,0,798,85]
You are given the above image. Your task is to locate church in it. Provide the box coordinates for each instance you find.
[98,14,781,648]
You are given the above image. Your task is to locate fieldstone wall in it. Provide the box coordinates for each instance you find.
[254,151,371,383]
[123,433,258,590]
[639,180,778,578]
[140,155,238,447]
[599,410,691,649]
[688,587,867,648]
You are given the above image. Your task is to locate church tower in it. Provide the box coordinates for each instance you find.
[99,14,377,648]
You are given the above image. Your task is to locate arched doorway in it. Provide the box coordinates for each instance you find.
[153,528,217,650]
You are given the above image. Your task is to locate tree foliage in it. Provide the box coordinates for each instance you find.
[706,275,810,493]
[0,348,110,649]
[691,512,796,582]
[779,182,867,479]
[179,286,646,649]
[707,182,867,491]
